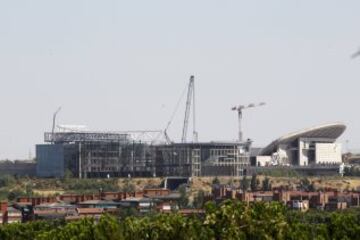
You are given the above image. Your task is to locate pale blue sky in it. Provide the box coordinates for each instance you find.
[0,1,360,159]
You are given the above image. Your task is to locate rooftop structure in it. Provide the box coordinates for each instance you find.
[44,131,130,143]
[260,122,346,155]
[45,129,164,144]
[257,123,346,166]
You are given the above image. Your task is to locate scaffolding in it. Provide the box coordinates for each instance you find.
[44,132,129,143]
[38,131,251,178]
[155,142,251,177]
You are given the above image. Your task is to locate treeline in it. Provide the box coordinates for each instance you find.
[0,175,134,201]
[1,201,360,240]
[344,166,360,177]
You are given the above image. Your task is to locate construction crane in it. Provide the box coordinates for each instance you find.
[182,75,198,143]
[231,102,265,142]
[51,106,62,142]
[351,47,360,59]
[162,83,188,144]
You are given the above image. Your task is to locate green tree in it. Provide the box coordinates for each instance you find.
[119,207,139,219]
[0,175,16,188]
[178,184,189,208]
[227,178,234,186]
[241,175,249,192]
[63,169,73,180]
[25,184,33,197]
[7,190,25,201]
[262,177,272,191]
[212,176,220,185]
[122,178,136,193]
[2,199,360,240]
[300,178,315,191]
[193,190,205,208]
[250,173,259,192]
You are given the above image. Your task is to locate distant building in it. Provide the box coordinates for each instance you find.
[155,142,251,177]
[257,123,346,166]
[36,130,251,178]
[0,160,36,177]
[36,131,154,178]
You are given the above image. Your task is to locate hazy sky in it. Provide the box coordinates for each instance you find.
[1,1,360,159]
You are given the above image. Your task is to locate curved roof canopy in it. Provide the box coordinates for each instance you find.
[260,122,346,155]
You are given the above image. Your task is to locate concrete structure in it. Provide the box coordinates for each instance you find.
[37,129,252,178]
[211,185,360,210]
[254,156,272,167]
[0,160,36,177]
[37,130,156,178]
[36,144,77,178]
[258,123,346,166]
[155,141,251,177]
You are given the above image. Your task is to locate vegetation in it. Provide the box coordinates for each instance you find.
[63,178,121,194]
[299,178,315,191]
[0,175,16,188]
[240,175,249,191]
[1,201,360,239]
[193,190,205,208]
[254,168,299,178]
[250,174,260,192]
[344,166,360,177]
[0,176,124,200]
[0,175,31,201]
[261,177,272,191]
[178,184,189,208]
[121,178,136,193]
[211,177,220,185]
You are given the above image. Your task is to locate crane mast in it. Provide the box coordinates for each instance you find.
[192,77,198,142]
[231,102,265,142]
[51,107,61,143]
[181,76,197,143]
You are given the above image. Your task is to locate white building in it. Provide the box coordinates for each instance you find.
[257,123,346,166]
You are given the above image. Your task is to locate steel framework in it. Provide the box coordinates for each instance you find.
[44,130,164,144]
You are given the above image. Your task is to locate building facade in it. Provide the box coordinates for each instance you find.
[155,142,251,177]
[256,123,345,166]
[36,131,251,178]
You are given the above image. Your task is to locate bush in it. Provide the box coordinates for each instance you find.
[211,177,220,185]
[0,175,16,188]
[1,201,360,239]
[63,179,120,194]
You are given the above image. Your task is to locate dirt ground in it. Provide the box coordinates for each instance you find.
[29,176,360,198]
[189,176,360,192]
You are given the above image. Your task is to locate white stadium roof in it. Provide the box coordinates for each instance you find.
[260,122,346,155]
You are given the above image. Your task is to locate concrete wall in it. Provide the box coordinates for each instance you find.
[0,161,36,176]
[36,144,65,178]
[255,156,271,166]
[298,140,309,166]
[315,143,342,164]
[278,144,291,165]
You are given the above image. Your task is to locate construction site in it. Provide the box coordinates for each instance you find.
[36,76,346,179]
[36,76,253,178]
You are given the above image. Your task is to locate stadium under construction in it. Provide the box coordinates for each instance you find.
[35,76,346,178]
[36,76,251,178]
[36,131,251,178]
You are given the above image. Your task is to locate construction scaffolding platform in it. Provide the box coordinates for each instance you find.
[44,132,130,143]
